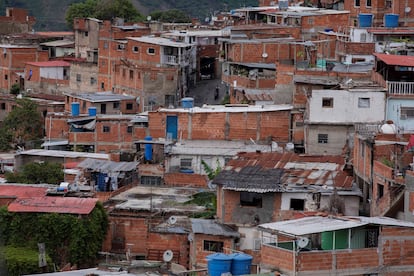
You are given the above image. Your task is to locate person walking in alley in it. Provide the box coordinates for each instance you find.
[214,85,219,100]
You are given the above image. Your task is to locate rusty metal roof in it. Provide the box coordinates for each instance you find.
[374,53,414,67]
[213,152,353,192]
[8,197,98,214]
[0,184,48,198]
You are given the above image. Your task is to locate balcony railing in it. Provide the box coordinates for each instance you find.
[387,81,414,95]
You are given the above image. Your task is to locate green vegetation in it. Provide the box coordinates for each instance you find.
[0,202,108,271]
[5,162,64,184]
[185,191,217,218]
[201,159,222,180]
[5,246,54,276]
[9,84,20,95]
[65,0,144,28]
[149,9,192,23]
[0,98,43,151]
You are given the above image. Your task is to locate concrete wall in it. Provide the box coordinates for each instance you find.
[306,124,353,155]
[69,62,99,92]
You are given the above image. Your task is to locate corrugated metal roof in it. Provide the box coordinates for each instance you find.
[191,218,240,237]
[17,149,110,160]
[0,184,48,198]
[213,152,354,192]
[40,39,74,47]
[8,197,98,214]
[77,158,138,172]
[259,215,414,236]
[228,62,276,69]
[65,91,135,103]
[374,53,414,67]
[158,104,293,113]
[127,36,193,47]
[26,60,71,67]
[152,215,191,234]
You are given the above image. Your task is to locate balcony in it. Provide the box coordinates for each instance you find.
[162,55,187,66]
[387,81,414,96]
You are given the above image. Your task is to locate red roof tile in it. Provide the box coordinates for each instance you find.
[8,197,98,214]
[26,60,71,67]
[374,53,414,67]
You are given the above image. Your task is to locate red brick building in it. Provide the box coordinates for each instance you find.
[259,215,414,275]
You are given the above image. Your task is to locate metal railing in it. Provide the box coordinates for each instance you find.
[387,81,414,95]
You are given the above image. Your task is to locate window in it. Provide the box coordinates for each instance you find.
[141,176,162,186]
[358,97,370,108]
[377,184,384,199]
[366,0,371,7]
[1,103,5,110]
[76,74,81,82]
[4,74,7,80]
[103,126,110,133]
[127,126,133,133]
[165,95,175,107]
[126,103,133,110]
[355,0,360,6]
[308,18,314,24]
[180,158,192,169]
[129,70,134,80]
[133,46,139,52]
[290,198,305,210]
[240,192,262,207]
[400,107,414,120]
[203,240,223,252]
[322,97,333,107]
[360,33,367,42]
[113,102,120,109]
[122,69,126,78]
[318,134,328,144]
[90,77,97,85]
[117,44,125,50]
[101,82,105,90]
[147,47,155,55]
[84,31,88,37]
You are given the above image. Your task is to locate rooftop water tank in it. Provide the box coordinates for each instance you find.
[71,102,80,116]
[230,253,253,276]
[181,97,194,108]
[384,13,399,27]
[380,120,397,134]
[88,106,97,116]
[206,253,232,276]
[358,13,373,27]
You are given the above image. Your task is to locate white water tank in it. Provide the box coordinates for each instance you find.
[380,121,397,134]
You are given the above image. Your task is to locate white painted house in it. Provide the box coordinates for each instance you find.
[305,88,386,154]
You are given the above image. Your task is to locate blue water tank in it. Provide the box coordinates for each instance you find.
[384,13,399,27]
[144,136,153,162]
[358,13,373,27]
[181,97,194,108]
[230,253,253,276]
[88,106,97,116]
[207,253,232,276]
[71,102,80,116]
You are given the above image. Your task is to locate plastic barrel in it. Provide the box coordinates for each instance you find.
[181,97,194,108]
[71,102,80,116]
[358,13,373,27]
[206,253,232,276]
[384,14,399,27]
[230,253,253,276]
[88,106,97,116]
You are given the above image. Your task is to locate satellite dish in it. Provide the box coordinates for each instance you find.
[262,52,268,58]
[147,16,152,21]
[405,7,411,13]
[136,96,140,104]
[297,237,310,248]
[168,216,177,224]
[163,250,174,262]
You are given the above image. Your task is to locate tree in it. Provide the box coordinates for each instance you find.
[149,9,192,23]
[5,162,64,184]
[0,98,43,150]
[65,0,143,28]
[9,84,20,95]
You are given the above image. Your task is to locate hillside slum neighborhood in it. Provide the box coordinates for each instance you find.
[4,0,414,275]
